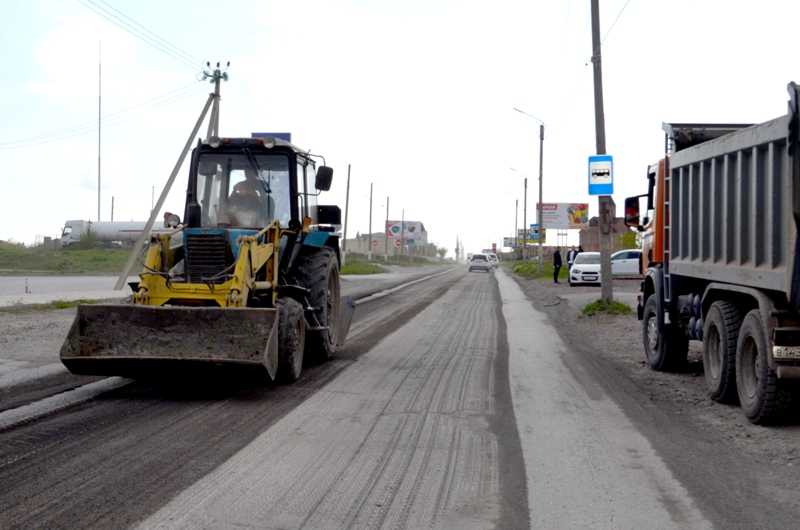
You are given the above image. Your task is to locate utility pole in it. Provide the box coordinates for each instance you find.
[151,185,155,216]
[522,177,528,260]
[591,0,613,302]
[111,196,114,222]
[514,198,519,258]
[367,182,373,260]
[342,164,351,266]
[115,64,222,290]
[537,123,544,272]
[97,41,102,222]
[384,195,389,261]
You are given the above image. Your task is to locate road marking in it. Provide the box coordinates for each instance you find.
[495,269,711,529]
[0,377,130,431]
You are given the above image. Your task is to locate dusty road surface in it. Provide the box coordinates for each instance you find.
[1,268,799,528]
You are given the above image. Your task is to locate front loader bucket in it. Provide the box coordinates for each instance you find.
[60,304,279,380]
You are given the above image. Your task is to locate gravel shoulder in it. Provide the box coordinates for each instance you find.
[508,270,800,528]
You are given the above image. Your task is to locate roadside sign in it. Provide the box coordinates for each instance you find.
[588,154,613,195]
[394,239,401,248]
[529,224,541,242]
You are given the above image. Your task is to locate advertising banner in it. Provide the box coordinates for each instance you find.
[386,220,426,243]
[538,203,589,229]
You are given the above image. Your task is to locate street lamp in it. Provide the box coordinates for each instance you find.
[513,107,545,271]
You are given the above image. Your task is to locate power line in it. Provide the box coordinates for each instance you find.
[601,0,633,44]
[91,0,200,66]
[0,81,203,149]
[79,0,201,70]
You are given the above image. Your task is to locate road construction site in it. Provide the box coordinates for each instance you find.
[3,268,800,529]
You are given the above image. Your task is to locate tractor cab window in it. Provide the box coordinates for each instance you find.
[195,153,291,228]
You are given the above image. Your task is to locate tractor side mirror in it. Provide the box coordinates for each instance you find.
[315,166,333,191]
[317,205,341,225]
[186,202,201,227]
[624,196,640,229]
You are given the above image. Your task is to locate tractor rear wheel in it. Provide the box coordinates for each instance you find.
[292,247,341,362]
[276,297,305,383]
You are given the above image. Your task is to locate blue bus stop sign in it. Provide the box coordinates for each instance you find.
[588,154,613,195]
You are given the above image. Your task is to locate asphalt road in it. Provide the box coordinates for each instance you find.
[1,268,796,528]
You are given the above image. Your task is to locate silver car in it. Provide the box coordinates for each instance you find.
[468,254,492,272]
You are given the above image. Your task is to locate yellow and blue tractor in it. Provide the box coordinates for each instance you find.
[61,136,352,382]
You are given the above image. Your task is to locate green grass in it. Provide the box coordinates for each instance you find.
[508,260,563,281]
[340,260,387,275]
[0,298,98,313]
[581,299,632,316]
[0,242,129,275]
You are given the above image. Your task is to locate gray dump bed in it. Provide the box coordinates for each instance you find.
[668,83,800,301]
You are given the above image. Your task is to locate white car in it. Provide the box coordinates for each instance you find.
[468,254,492,272]
[611,249,642,276]
[569,252,601,286]
[486,253,499,268]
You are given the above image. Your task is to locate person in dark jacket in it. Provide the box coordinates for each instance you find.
[553,248,563,284]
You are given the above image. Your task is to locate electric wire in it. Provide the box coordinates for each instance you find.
[0,80,204,150]
[601,0,633,44]
[91,0,200,66]
[79,0,201,71]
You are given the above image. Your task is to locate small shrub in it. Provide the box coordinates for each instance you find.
[582,299,632,316]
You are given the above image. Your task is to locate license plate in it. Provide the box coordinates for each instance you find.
[773,346,800,360]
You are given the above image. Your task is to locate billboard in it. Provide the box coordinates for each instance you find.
[386,220,427,243]
[538,203,589,229]
[503,237,515,248]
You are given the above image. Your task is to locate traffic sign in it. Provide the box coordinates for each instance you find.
[588,154,613,195]
[394,239,401,248]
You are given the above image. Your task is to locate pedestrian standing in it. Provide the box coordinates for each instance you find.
[553,248,563,284]
[577,245,584,253]
[566,246,578,271]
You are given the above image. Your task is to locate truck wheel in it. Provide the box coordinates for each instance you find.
[736,310,790,424]
[702,301,741,403]
[292,247,341,362]
[276,297,305,383]
[642,294,688,372]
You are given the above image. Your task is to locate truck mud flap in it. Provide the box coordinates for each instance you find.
[60,304,279,380]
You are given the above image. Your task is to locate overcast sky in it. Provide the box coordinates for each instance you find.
[2,0,799,255]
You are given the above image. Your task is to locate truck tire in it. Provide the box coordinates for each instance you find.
[642,294,688,372]
[292,247,341,362]
[702,301,741,403]
[276,297,305,383]
[735,310,791,424]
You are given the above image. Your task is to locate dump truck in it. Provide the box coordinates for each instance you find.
[624,82,800,424]
[60,135,352,383]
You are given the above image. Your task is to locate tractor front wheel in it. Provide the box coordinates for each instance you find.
[276,297,306,383]
[292,247,341,362]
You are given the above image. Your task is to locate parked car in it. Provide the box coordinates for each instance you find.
[569,252,601,286]
[486,253,499,268]
[611,249,642,276]
[468,254,492,273]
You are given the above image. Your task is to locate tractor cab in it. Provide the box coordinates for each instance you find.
[185,137,328,231]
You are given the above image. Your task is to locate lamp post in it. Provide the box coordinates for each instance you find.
[513,107,545,271]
